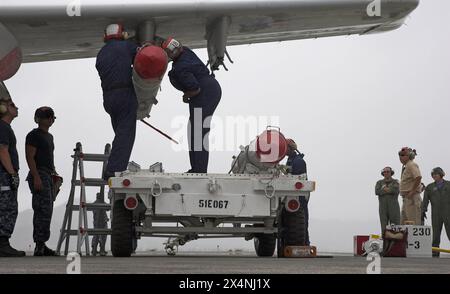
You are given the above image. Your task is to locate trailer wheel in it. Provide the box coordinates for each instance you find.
[254,233,276,257]
[277,206,306,257]
[111,199,134,257]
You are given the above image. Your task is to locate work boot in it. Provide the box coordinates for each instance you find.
[92,246,98,256]
[99,244,107,256]
[34,242,56,256]
[432,251,440,258]
[0,237,26,257]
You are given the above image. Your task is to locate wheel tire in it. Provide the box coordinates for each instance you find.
[111,199,134,257]
[254,234,276,257]
[277,206,306,257]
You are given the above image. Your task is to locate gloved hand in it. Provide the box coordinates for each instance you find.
[183,88,201,99]
[9,173,20,191]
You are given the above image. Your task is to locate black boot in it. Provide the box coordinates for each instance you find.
[0,237,26,257]
[99,245,107,256]
[43,245,57,256]
[34,242,57,256]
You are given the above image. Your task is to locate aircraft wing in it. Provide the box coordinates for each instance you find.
[0,0,419,79]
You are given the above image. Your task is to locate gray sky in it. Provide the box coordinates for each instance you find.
[5,0,450,252]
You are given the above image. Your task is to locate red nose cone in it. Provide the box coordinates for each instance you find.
[256,130,288,164]
[0,47,22,81]
[0,25,22,81]
[134,45,168,80]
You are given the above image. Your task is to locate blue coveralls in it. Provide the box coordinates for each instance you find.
[96,39,139,173]
[287,152,310,245]
[168,47,222,173]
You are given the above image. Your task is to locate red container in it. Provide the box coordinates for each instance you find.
[353,235,370,256]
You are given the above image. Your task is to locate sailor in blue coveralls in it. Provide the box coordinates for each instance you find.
[96,24,138,179]
[162,38,222,173]
[286,139,310,246]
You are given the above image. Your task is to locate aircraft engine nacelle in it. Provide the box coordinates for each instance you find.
[0,23,22,81]
[133,45,168,120]
[231,128,288,174]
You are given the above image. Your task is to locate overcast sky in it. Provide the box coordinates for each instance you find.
[5,0,450,252]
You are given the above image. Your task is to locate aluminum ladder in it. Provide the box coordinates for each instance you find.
[55,142,111,256]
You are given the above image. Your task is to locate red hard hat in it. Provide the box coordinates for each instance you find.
[104,23,124,41]
[162,37,182,53]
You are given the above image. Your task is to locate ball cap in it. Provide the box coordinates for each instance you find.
[35,106,55,119]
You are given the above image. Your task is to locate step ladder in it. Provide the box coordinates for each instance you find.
[56,142,112,256]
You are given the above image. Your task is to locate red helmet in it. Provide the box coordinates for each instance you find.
[161,37,182,55]
[104,23,125,41]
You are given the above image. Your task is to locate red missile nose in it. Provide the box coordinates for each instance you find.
[134,45,168,80]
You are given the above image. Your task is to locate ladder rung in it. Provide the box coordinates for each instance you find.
[72,203,111,211]
[71,153,109,162]
[74,178,107,186]
[65,228,111,235]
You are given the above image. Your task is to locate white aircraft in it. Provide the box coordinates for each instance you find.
[1,0,419,82]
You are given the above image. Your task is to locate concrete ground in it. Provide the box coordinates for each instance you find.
[0,252,449,274]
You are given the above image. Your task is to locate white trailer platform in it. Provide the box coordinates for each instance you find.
[108,169,315,257]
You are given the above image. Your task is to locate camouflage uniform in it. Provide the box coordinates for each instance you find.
[0,171,18,238]
[0,118,19,240]
[91,196,109,255]
[0,85,25,257]
[423,180,450,248]
[27,171,54,243]
[375,178,400,233]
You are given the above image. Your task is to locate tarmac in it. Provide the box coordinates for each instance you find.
[0,251,449,274]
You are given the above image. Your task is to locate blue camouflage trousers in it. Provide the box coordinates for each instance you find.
[27,171,54,243]
[0,171,18,238]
